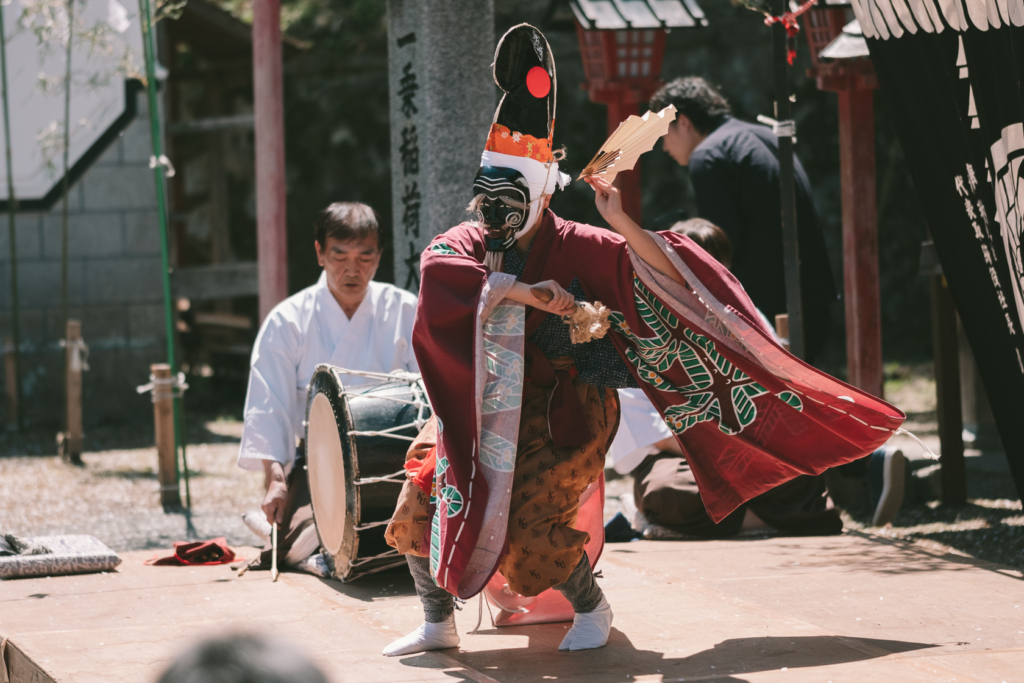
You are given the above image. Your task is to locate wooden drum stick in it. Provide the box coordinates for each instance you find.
[271,522,279,582]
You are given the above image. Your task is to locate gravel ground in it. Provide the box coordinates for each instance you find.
[0,419,266,553]
[2,365,1021,571]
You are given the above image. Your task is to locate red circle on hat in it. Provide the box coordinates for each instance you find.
[526,66,551,98]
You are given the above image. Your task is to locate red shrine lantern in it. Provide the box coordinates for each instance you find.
[565,0,707,224]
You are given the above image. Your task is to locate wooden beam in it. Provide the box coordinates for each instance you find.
[171,262,259,301]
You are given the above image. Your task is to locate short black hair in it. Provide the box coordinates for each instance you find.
[670,218,733,269]
[650,77,731,135]
[314,202,382,249]
[157,633,329,683]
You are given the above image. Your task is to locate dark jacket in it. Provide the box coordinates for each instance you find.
[689,116,838,324]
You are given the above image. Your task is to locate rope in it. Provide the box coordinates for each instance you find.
[326,367,431,431]
[348,548,401,568]
[471,593,496,635]
[59,337,91,372]
[347,429,416,441]
[149,154,176,178]
[332,368,422,383]
[895,427,940,461]
[763,0,817,65]
[136,372,189,402]
[355,470,407,485]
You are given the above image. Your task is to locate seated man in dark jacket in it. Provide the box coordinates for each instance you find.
[650,77,837,362]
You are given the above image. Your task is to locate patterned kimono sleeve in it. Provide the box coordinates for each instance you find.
[411,224,528,599]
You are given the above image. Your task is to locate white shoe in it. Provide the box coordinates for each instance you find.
[382,615,459,656]
[284,524,320,566]
[293,553,331,578]
[242,511,272,544]
[558,596,613,651]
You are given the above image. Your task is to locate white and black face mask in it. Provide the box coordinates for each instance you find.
[470,166,532,253]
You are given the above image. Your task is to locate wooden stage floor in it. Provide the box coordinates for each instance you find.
[2,532,1022,682]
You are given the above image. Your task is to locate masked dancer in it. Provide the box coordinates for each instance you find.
[382,23,905,657]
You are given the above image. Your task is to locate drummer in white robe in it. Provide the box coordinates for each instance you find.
[237,202,418,572]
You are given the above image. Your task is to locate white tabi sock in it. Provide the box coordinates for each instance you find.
[382,615,460,657]
[242,511,271,544]
[558,596,613,651]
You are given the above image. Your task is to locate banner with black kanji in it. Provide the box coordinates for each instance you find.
[847,0,1024,497]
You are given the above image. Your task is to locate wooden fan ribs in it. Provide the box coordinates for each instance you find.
[579,105,678,182]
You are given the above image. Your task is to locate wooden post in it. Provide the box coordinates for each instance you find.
[253,0,288,322]
[59,320,84,464]
[774,313,790,352]
[151,363,182,508]
[771,0,805,360]
[838,88,883,397]
[931,275,966,506]
[3,336,17,430]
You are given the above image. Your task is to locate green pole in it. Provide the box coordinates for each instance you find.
[0,4,22,431]
[137,0,190,508]
[60,0,73,442]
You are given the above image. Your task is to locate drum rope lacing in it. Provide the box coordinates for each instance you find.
[332,368,432,486]
[347,548,402,570]
[310,367,434,580]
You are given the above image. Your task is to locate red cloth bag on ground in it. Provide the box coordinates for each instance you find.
[145,538,238,566]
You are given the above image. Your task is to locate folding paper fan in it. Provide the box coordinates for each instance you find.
[578,105,678,182]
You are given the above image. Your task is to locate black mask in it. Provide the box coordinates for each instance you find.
[472,166,530,252]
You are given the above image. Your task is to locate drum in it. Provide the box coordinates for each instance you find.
[304,364,431,581]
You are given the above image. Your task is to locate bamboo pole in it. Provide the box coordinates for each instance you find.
[0,4,21,431]
[137,0,190,507]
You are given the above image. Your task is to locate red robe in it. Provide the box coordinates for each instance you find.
[413,210,904,599]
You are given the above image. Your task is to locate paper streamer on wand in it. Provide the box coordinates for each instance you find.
[578,105,677,182]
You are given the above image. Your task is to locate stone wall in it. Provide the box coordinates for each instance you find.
[0,92,167,429]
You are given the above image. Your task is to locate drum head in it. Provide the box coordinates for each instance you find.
[306,368,359,579]
[307,392,349,561]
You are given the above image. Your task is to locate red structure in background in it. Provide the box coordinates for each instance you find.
[576,27,667,225]
[253,0,288,322]
[567,0,706,226]
[803,8,883,399]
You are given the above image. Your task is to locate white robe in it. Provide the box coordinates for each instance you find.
[607,388,673,475]
[237,273,419,472]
